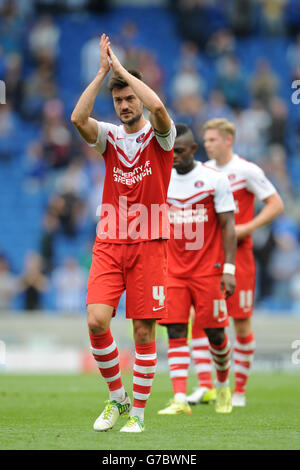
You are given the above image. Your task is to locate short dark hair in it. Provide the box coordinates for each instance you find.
[175,123,193,138]
[108,69,143,92]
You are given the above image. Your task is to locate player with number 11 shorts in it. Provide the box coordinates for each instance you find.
[187,118,284,408]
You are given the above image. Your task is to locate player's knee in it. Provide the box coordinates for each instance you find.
[167,323,188,339]
[205,328,225,346]
[133,319,155,344]
[134,329,148,344]
[234,318,251,337]
[87,304,111,334]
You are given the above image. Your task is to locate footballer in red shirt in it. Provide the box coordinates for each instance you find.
[71,34,175,433]
[157,123,237,415]
[188,118,284,408]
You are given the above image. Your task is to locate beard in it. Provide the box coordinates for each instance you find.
[120,112,143,127]
[174,158,195,175]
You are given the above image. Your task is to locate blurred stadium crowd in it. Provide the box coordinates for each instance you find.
[0,0,300,314]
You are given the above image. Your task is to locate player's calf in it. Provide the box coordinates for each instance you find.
[233,331,256,401]
[206,329,232,413]
[130,340,157,430]
[158,324,191,414]
[190,330,214,393]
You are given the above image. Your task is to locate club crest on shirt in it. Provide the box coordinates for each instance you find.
[194,180,204,188]
[136,133,145,143]
[228,173,236,181]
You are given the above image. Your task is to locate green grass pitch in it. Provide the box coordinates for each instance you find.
[1,372,299,450]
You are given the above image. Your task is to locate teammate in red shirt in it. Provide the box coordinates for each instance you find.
[71,34,175,432]
[188,118,284,408]
[157,123,237,415]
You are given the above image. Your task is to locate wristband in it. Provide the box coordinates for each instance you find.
[223,263,236,275]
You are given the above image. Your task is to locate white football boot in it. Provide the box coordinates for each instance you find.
[120,416,145,433]
[93,393,131,431]
[187,387,216,405]
[232,392,246,407]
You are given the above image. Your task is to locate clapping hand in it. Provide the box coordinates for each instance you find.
[108,44,125,76]
[99,33,111,74]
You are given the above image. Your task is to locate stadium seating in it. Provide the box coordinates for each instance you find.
[0,5,299,311]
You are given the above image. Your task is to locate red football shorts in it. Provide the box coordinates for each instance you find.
[227,246,256,319]
[87,237,168,320]
[158,275,229,329]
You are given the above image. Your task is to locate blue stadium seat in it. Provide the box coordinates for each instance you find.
[0,7,299,313]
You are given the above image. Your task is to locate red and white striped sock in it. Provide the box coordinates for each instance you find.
[233,332,256,394]
[89,329,125,402]
[190,329,213,390]
[168,337,190,401]
[131,341,157,422]
[209,334,231,387]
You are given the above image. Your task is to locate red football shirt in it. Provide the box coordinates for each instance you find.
[205,154,276,250]
[87,120,176,243]
[167,162,235,278]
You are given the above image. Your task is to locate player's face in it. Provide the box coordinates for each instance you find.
[112,86,143,127]
[203,129,231,160]
[173,135,196,173]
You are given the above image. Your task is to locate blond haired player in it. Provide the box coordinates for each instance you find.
[188,118,284,407]
[71,34,176,432]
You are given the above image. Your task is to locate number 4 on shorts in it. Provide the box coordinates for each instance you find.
[152,286,165,306]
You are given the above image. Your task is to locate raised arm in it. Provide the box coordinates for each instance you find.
[217,211,237,299]
[108,45,171,133]
[71,34,111,143]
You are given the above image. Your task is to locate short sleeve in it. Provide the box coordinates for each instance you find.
[154,120,176,151]
[214,173,236,213]
[245,163,276,201]
[86,121,112,155]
